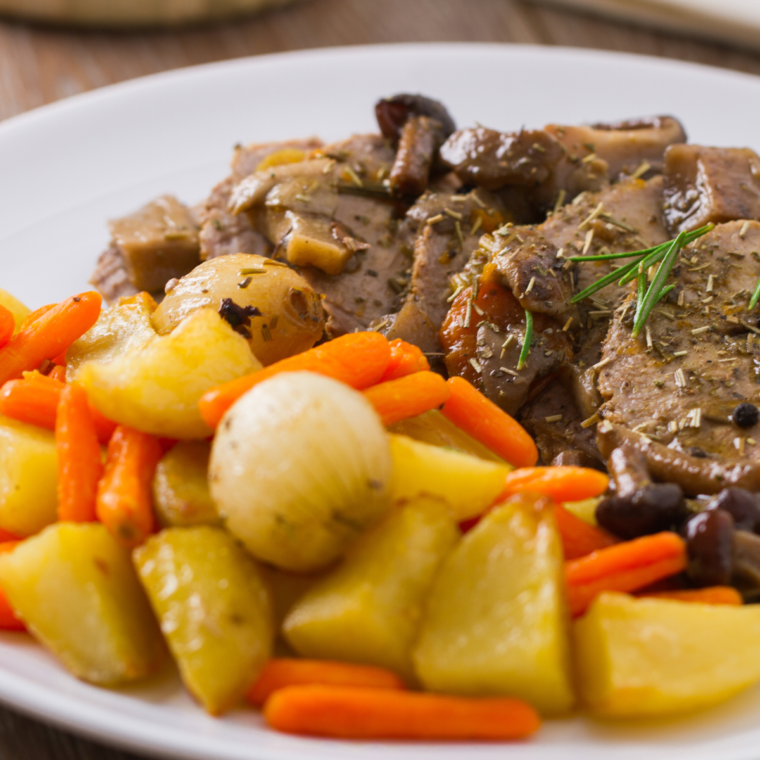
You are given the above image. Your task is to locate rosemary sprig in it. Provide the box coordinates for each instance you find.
[632,231,687,337]
[750,277,760,311]
[569,223,714,337]
[517,309,533,370]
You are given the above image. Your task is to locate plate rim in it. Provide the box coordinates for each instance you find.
[3,40,760,760]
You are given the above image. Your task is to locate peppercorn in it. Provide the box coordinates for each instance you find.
[732,402,759,429]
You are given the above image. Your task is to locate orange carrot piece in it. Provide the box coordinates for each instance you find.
[441,376,538,467]
[554,504,618,560]
[0,529,20,543]
[640,586,743,606]
[0,306,14,350]
[248,659,406,707]
[363,372,450,427]
[565,532,687,617]
[51,351,68,367]
[500,466,609,503]
[96,425,163,547]
[0,542,24,631]
[47,365,67,383]
[199,332,392,429]
[0,375,115,443]
[0,292,101,387]
[264,685,541,741]
[19,303,55,332]
[379,339,430,382]
[56,384,103,523]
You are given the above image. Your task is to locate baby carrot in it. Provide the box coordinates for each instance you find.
[566,532,687,617]
[56,384,103,523]
[0,306,14,350]
[554,504,618,560]
[248,659,405,707]
[199,332,392,429]
[500,466,609,503]
[47,365,67,383]
[379,339,430,382]
[0,292,101,387]
[363,372,450,427]
[0,529,20,543]
[639,586,743,606]
[0,542,24,631]
[96,425,163,547]
[441,377,538,467]
[18,303,55,332]
[264,685,541,741]
[0,375,115,443]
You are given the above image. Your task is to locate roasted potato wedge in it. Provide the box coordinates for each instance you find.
[152,442,219,528]
[0,416,58,536]
[575,592,760,717]
[413,494,574,715]
[151,253,325,366]
[66,291,157,380]
[134,527,273,714]
[0,289,30,332]
[0,523,165,685]
[389,433,512,521]
[79,308,261,439]
[284,497,459,680]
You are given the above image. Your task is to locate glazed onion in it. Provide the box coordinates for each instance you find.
[209,372,392,572]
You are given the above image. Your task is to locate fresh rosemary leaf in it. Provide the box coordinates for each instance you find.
[750,277,760,311]
[567,243,663,263]
[632,230,687,338]
[571,256,642,303]
[517,309,533,370]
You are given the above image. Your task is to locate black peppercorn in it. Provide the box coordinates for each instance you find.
[733,402,759,429]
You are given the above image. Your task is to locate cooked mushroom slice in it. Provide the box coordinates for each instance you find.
[439,128,564,191]
[375,94,456,145]
[733,530,760,599]
[705,488,760,534]
[389,116,444,198]
[597,421,760,496]
[595,446,685,540]
[685,509,735,587]
[663,145,760,234]
[545,116,686,180]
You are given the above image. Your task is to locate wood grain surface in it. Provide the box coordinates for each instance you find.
[1,0,759,757]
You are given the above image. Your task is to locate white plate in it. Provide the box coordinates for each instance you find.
[2,42,760,760]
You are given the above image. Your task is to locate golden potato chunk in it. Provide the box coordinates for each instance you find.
[79,308,260,439]
[134,527,273,714]
[0,523,165,685]
[0,289,30,333]
[284,498,459,680]
[413,495,574,715]
[389,434,511,521]
[152,441,219,528]
[151,253,324,366]
[574,592,760,717]
[0,416,58,536]
[66,291,157,380]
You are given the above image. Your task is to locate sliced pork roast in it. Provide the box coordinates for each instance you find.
[90,195,201,304]
[596,221,760,494]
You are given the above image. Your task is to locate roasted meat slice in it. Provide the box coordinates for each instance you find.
[518,379,604,467]
[596,220,760,493]
[89,246,142,304]
[91,195,201,302]
[663,145,760,234]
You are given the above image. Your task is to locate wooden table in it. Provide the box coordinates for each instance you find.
[0,0,758,757]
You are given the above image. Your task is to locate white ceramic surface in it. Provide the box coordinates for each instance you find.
[2,43,760,760]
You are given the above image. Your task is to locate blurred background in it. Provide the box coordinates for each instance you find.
[1,0,760,124]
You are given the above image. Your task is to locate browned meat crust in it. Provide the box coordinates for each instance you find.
[89,246,142,304]
[663,145,760,234]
